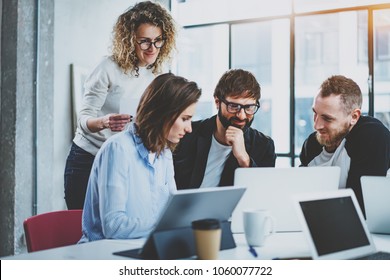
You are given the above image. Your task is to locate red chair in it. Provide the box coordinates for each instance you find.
[23,210,83,252]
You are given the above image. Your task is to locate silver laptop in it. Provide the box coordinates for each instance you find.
[361,176,390,234]
[154,186,246,231]
[114,186,246,259]
[294,189,390,260]
[232,166,340,233]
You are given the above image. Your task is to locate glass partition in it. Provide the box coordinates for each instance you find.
[374,8,390,129]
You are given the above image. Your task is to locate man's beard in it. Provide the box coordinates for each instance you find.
[218,109,253,132]
[316,122,350,150]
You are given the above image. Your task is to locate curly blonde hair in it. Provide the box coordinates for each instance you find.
[111,1,177,76]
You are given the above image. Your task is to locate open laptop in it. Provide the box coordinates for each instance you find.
[232,166,340,233]
[361,176,390,234]
[114,186,246,259]
[294,188,390,260]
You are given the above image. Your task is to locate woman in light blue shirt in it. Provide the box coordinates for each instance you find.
[79,73,201,242]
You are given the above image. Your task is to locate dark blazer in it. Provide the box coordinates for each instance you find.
[173,115,276,189]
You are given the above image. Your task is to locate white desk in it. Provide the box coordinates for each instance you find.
[3,232,390,260]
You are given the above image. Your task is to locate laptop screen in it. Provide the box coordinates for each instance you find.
[232,166,340,233]
[361,176,390,234]
[300,196,370,256]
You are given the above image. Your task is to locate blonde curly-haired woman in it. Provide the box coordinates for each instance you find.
[65,1,178,210]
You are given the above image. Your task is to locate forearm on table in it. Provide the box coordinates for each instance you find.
[103,213,152,239]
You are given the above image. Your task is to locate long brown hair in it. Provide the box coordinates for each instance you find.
[111,1,177,76]
[135,73,201,154]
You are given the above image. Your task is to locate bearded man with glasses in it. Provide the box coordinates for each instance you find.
[173,69,276,189]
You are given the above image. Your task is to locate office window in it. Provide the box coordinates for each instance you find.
[294,0,390,13]
[295,14,339,86]
[294,11,369,155]
[172,0,291,26]
[231,19,290,154]
[358,12,368,63]
[374,9,390,129]
[173,2,390,166]
[175,24,229,120]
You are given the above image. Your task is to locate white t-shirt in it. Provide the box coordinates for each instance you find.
[308,138,350,189]
[199,135,232,188]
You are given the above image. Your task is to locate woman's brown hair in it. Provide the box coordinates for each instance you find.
[135,73,201,154]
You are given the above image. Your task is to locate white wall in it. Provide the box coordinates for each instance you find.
[52,0,136,211]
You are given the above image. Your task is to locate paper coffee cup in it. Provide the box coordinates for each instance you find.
[192,219,221,260]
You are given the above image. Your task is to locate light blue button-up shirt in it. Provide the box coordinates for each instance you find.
[79,124,176,242]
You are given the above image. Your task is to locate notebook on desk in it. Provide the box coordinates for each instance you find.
[232,166,340,233]
[361,176,390,234]
[294,189,390,260]
[114,186,246,260]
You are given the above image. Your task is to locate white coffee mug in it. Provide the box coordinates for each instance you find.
[243,209,274,247]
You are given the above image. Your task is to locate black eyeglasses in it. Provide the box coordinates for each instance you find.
[136,38,165,50]
[220,98,260,115]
